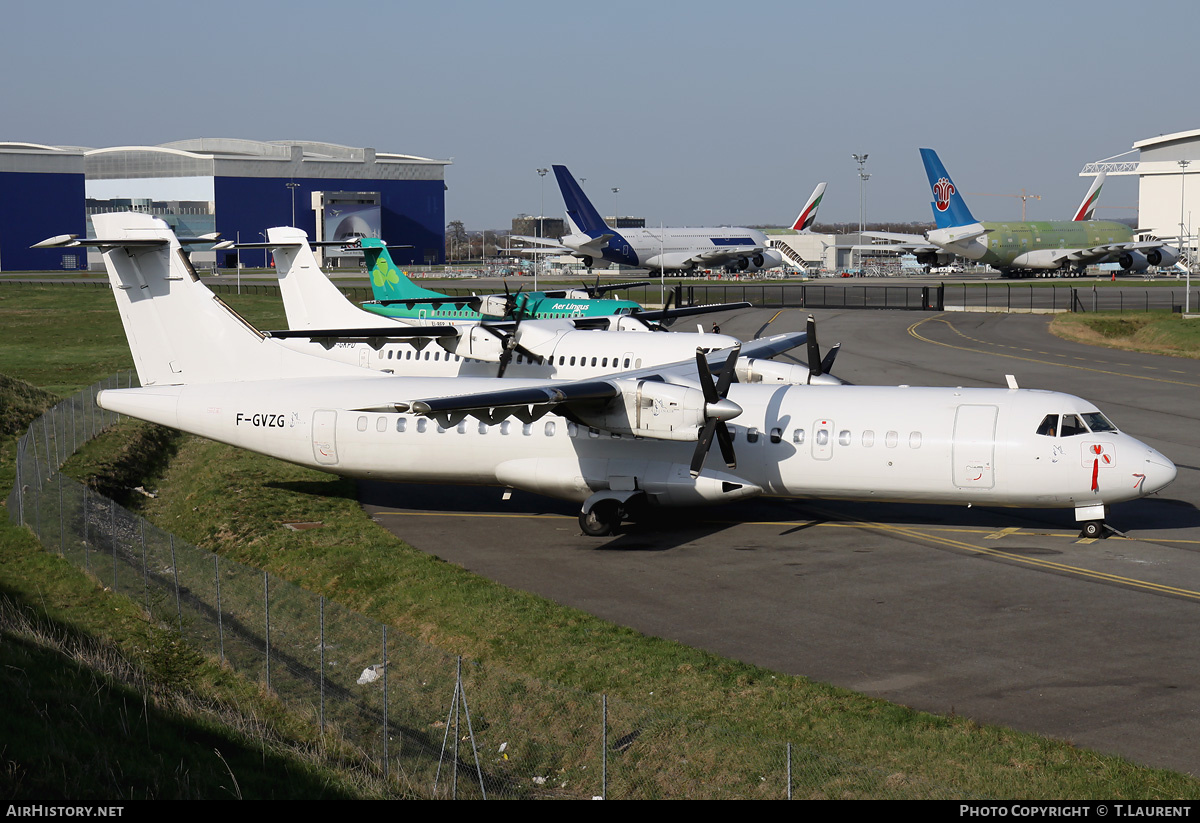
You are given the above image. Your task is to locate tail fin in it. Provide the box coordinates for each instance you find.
[552,165,610,237]
[267,227,383,329]
[360,238,447,303]
[790,182,827,232]
[54,213,370,386]
[1072,172,1106,221]
[920,148,978,229]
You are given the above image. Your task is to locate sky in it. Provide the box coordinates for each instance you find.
[5,0,1198,230]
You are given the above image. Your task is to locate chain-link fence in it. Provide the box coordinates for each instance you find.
[7,377,964,799]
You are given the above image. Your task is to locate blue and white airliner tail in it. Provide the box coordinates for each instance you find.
[555,165,611,239]
[920,148,979,229]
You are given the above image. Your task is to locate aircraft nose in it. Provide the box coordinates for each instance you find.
[1140,448,1177,495]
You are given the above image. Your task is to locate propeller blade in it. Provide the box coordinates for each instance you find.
[820,343,841,375]
[691,418,718,476]
[690,345,742,476]
[715,421,736,468]
[714,346,740,397]
[806,314,823,377]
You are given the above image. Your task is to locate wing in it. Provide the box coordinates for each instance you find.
[861,231,937,254]
[683,245,768,268]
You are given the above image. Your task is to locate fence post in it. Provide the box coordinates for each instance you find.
[264,571,271,691]
[141,519,149,615]
[171,535,182,635]
[602,693,608,800]
[787,741,792,800]
[319,596,326,734]
[383,625,389,783]
[215,555,224,664]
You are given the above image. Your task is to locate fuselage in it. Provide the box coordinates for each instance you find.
[566,226,783,272]
[279,329,743,379]
[361,292,643,322]
[934,220,1133,272]
[97,379,1176,516]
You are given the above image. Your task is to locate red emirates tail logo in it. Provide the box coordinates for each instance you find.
[934,177,955,212]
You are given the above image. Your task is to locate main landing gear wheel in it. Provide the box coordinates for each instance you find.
[579,499,622,536]
[1081,520,1105,539]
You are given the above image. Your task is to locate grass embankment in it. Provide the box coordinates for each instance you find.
[1051,312,1200,359]
[3,282,1199,797]
[0,286,400,798]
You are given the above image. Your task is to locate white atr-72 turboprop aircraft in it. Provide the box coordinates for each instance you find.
[251,226,842,385]
[59,213,1176,537]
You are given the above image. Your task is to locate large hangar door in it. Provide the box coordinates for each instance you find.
[952,404,997,489]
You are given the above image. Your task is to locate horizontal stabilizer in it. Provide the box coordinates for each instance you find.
[266,325,462,340]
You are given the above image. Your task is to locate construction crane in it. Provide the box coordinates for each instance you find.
[966,189,1042,220]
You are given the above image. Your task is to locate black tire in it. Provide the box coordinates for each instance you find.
[579,500,620,536]
[1082,520,1104,539]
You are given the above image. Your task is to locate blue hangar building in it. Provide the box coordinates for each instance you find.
[1,138,450,271]
[0,143,87,272]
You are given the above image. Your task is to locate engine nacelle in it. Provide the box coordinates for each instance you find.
[478,294,512,317]
[1118,251,1149,272]
[442,325,504,362]
[736,357,810,385]
[574,380,715,442]
[1010,250,1067,270]
[1146,247,1178,267]
[640,251,699,272]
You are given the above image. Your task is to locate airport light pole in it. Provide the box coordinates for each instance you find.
[612,188,620,228]
[852,154,869,274]
[286,181,299,226]
[537,168,548,289]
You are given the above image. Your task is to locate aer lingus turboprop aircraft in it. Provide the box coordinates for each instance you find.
[253,226,839,385]
[359,238,655,322]
[867,149,1176,277]
[56,213,1176,537]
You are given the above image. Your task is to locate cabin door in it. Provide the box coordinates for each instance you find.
[312,409,339,466]
[952,404,997,488]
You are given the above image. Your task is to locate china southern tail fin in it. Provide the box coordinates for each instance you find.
[360,238,447,303]
[553,165,610,238]
[920,148,978,229]
[265,227,384,329]
[34,212,372,387]
[790,182,827,232]
[1072,172,1106,221]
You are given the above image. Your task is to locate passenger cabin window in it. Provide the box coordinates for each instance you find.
[838,430,851,447]
[1036,414,1059,437]
[792,428,806,445]
[769,428,782,444]
[544,421,556,436]
[862,430,875,447]
[909,432,922,449]
[357,416,368,432]
[396,418,407,433]
[376,417,387,433]
[746,428,760,443]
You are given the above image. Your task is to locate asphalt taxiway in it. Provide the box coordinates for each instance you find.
[359,307,1200,775]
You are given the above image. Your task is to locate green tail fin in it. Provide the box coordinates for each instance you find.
[361,239,444,301]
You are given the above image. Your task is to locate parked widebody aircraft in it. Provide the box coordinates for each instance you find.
[510,166,817,274]
[51,213,1175,538]
[866,149,1177,277]
[257,227,838,384]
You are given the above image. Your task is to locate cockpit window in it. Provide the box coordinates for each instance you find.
[1036,414,1058,437]
[1082,412,1117,433]
[1060,414,1088,437]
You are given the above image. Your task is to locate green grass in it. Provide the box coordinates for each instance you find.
[4,281,1200,797]
[1051,311,1200,359]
